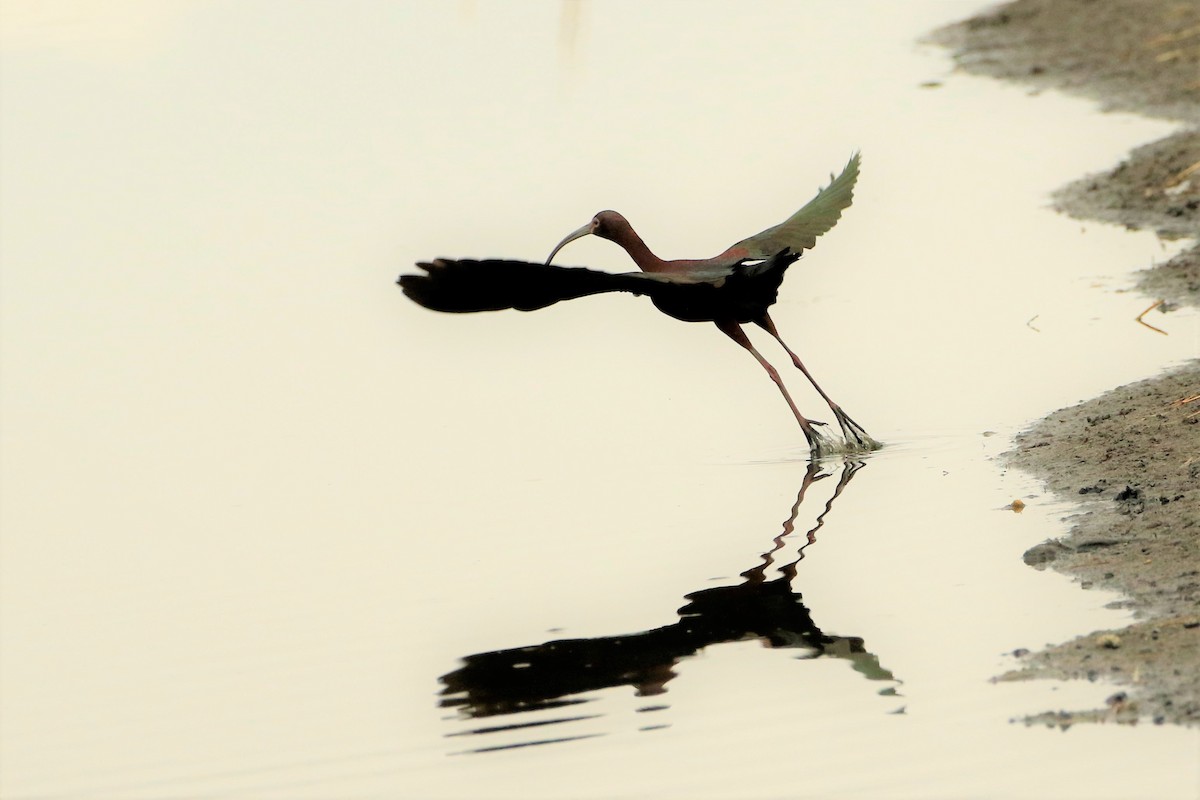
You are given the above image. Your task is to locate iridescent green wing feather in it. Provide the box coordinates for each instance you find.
[728,152,860,260]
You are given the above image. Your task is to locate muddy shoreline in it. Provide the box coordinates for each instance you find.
[931,0,1199,726]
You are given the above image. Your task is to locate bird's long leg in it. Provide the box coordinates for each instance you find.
[715,319,829,458]
[755,313,879,450]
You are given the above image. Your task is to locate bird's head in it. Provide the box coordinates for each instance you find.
[545,210,633,265]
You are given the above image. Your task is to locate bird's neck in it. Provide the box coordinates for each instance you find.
[611,227,668,273]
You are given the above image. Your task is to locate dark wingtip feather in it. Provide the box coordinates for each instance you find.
[397,260,461,312]
[397,273,430,304]
[397,259,483,312]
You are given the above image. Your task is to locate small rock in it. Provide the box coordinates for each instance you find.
[1114,485,1145,514]
[1024,541,1066,567]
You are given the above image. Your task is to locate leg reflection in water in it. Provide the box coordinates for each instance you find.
[438,460,900,753]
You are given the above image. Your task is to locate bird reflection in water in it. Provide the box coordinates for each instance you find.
[438,460,899,754]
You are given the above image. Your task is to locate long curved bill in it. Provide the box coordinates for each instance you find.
[545,222,593,265]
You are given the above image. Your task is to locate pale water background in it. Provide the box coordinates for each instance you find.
[2,2,1199,798]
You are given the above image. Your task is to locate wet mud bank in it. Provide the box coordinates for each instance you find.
[1005,365,1199,726]
[931,0,1199,726]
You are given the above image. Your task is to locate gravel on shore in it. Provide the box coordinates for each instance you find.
[930,0,1199,727]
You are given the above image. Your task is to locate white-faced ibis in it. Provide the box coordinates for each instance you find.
[400,153,876,457]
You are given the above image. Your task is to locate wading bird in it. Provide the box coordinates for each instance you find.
[399,153,875,457]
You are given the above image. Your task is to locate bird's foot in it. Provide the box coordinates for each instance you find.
[801,420,841,460]
[832,406,881,452]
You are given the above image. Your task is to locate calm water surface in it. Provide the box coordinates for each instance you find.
[2,2,1198,798]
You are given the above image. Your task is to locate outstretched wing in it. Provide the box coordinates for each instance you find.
[399,258,687,313]
[727,152,860,261]
[399,252,800,323]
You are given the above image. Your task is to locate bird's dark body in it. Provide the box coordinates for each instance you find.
[398,250,798,324]
[649,255,794,323]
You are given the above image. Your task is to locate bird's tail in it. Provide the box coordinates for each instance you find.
[398,259,647,313]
